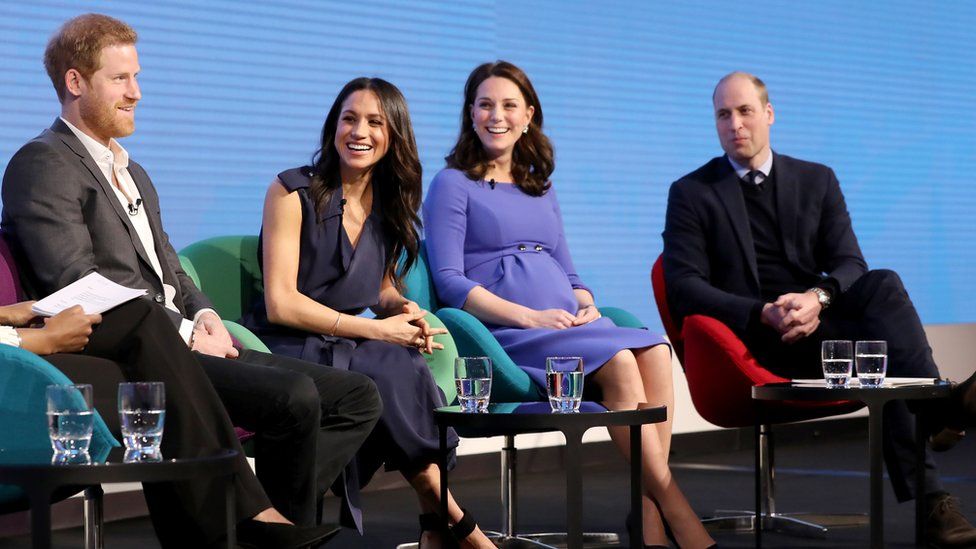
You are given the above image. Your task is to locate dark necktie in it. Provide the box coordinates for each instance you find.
[744,170,764,190]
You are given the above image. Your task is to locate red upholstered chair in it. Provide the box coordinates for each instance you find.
[651,256,865,538]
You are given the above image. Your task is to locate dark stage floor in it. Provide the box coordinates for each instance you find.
[3,419,975,548]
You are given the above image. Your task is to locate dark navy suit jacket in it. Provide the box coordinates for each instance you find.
[662,152,868,334]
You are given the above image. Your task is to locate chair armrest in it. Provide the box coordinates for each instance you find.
[421,314,458,405]
[222,320,271,353]
[0,345,119,455]
[599,306,644,329]
[435,308,544,403]
[178,254,201,288]
[681,314,788,428]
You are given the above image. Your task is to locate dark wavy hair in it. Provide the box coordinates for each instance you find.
[446,61,554,196]
[308,77,422,289]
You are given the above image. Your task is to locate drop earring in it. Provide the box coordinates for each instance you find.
[522,125,529,134]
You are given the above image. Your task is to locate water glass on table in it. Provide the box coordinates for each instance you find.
[118,382,166,461]
[455,357,491,413]
[46,384,94,463]
[546,356,584,413]
[855,340,888,387]
[821,340,853,388]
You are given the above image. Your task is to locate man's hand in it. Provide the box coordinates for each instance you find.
[771,291,823,343]
[190,311,239,358]
[572,304,601,326]
[0,301,39,327]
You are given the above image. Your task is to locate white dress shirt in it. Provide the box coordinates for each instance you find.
[60,117,211,342]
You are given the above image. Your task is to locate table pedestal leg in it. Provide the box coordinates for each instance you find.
[29,489,52,549]
[630,424,643,549]
[563,428,584,549]
[868,402,885,549]
[84,485,104,549]
[915,409,926,546]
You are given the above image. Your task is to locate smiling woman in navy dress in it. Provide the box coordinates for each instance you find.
[243,78,493,548]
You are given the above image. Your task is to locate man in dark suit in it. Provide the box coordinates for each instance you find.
[663,71,976,547]
[0,14,381,548]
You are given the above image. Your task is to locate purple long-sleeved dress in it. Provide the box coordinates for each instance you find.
[423,168,668,389]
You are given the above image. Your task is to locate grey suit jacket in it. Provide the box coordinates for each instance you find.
[1,118,213,325]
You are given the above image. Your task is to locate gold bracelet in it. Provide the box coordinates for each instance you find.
[329,312,342,336]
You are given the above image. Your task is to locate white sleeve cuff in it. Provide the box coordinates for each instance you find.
[0,326,22,348]
[192,308,218,324]
[178,318,194,345]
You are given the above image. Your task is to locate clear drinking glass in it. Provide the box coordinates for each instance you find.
[546,356,584,413]
[46,384,94,458]
[455,357,492,413]
[821,340,853,388]
[855,340,888,387]
[118,382,166,461]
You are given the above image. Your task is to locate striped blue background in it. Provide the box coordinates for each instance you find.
[1,1,974,329]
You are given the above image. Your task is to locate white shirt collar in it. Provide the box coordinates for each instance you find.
[727,151,773,183]
[59,117,130,173]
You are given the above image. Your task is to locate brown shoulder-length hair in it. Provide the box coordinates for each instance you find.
[445,61,554,196]
[307,77,422,290]
[44,13,137,102]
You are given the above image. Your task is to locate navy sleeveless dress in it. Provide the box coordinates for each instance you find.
[243,166,457,531]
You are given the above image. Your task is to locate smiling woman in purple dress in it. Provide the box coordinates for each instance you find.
[243,78,493,549]
[423,62,715,549]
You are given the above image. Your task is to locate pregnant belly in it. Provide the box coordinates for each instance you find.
[469,254,578,312]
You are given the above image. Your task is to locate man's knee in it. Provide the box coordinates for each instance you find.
[864,269,906,292]
[275,374,322,431]
[334,371,382,424]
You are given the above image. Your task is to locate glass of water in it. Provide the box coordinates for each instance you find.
[821,340,853,388]
[455,357,491,413]
[855,340,888,387]
[118,382,166,461]
[46,384,94,458]
[546,357,584,413]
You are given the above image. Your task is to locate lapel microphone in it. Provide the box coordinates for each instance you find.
[127,198,142,216]
[489,178,496,190]
[339,198,347,213]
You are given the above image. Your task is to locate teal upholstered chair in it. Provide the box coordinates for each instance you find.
[401,242,644,546]
[0,232,118,512]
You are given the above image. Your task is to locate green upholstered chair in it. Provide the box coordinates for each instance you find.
[400,242,645,547]
[177,237,270,353]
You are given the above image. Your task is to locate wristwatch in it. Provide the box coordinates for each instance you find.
[808,287,832,309]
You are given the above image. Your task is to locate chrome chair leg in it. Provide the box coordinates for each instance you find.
[700,423,865,540]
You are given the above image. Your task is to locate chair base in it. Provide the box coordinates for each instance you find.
[702,510,868,538]
[396,530,619,549]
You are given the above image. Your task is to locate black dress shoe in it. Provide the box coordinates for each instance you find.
[237,520,341,549]
[924,493,976,548]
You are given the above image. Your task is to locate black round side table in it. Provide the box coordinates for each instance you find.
[753,380,950,549]
[0,447,239,549]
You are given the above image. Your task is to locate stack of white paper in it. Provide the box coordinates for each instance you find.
[31,272,148,316]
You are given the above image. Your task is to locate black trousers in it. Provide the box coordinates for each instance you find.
[49,299,380,545]
[742,269,943,502]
